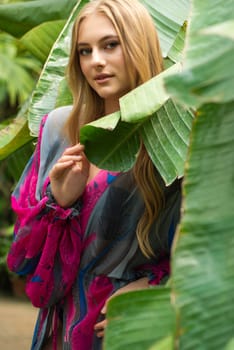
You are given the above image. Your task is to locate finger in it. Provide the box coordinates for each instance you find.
[95,329,105,338]
[58,155,83,163]
[101,304,107,314]
[49,161,75,178]
[63,143,85,155]
[94,319,107,338]
[94,318,107,330]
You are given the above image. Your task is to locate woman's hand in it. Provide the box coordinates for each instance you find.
[94,277,149,338]
[49,143,90,208]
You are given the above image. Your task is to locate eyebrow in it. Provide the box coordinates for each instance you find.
[77,35,119,47]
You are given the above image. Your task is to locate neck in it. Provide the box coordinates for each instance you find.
[104,98,120,115]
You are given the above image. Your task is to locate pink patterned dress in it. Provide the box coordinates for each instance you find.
[7,106,181,349]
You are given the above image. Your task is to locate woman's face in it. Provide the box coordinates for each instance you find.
[77,13,132,114]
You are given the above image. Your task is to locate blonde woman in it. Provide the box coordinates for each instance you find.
[7,0,181,349]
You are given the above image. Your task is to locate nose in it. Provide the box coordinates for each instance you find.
[91,48,106,68]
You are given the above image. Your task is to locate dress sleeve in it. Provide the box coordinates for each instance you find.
[7,115,83,308]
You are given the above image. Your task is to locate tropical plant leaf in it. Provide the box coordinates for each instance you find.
[80,66,194,185]
[0,0,77,38]
[149,336,173,350]
[0,102,34,160]
[1,140,35,182]
[167,21,187,64]
[20,20,66,63]
[104,287,175,350]
[165,0,234,108]
[225,338,234,350]
[27,0,89,137]
[141,100,193,185]
[141,0,190,57]
[120,63,180,123]
[0,117,34,160]
[0,33,41,105]
[81,100,193,185]
[172,102,234,349]
[54,78,73,109]
[80,112,141,172]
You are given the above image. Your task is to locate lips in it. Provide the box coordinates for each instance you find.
[94,74,113,83]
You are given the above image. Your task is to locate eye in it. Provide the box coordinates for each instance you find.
[105,41,120,50]
[78,47,92,56]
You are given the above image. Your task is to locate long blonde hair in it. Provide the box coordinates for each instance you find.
[66,0,164,257]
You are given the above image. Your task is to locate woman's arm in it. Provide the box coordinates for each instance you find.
[7,114,84,308]
[49,143,89,208]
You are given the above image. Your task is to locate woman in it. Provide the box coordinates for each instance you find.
[7,0,181,349]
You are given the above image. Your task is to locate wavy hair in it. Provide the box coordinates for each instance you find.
[65,0,164,257]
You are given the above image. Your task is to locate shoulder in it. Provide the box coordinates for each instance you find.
[40,105,73,144]
[43,105,73,134]
[35,106,73,195]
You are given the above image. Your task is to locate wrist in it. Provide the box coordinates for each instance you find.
[47,183,73,208]
[45,183,83,217]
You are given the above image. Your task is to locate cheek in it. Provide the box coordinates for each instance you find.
[115,51,126,67]
[115,52,130,78]
[80,60,89,79]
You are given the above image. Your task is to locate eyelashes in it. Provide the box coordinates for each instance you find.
[105,41,120,49]
[78,41,120,57]
[78,48,92,56]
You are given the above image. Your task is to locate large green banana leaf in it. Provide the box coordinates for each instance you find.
[27,0,88,136]
[168,0,234,348]
[0,140,35,183]
[20,20,66,63]
[0,0,77,37]
[172,102,234,349]
[140,0,190,57]
[104,287,175,350]
[0,101,34,160]
[104,0,234,349]
[165,0,234,108]
[80,64,194,184]
[111,104,234,350]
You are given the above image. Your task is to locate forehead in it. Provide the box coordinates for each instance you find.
[78,13,117,43]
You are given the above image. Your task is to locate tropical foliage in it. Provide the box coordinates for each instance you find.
[0,0,233,348]
[0,32,41,108]
[105,0,234,349]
